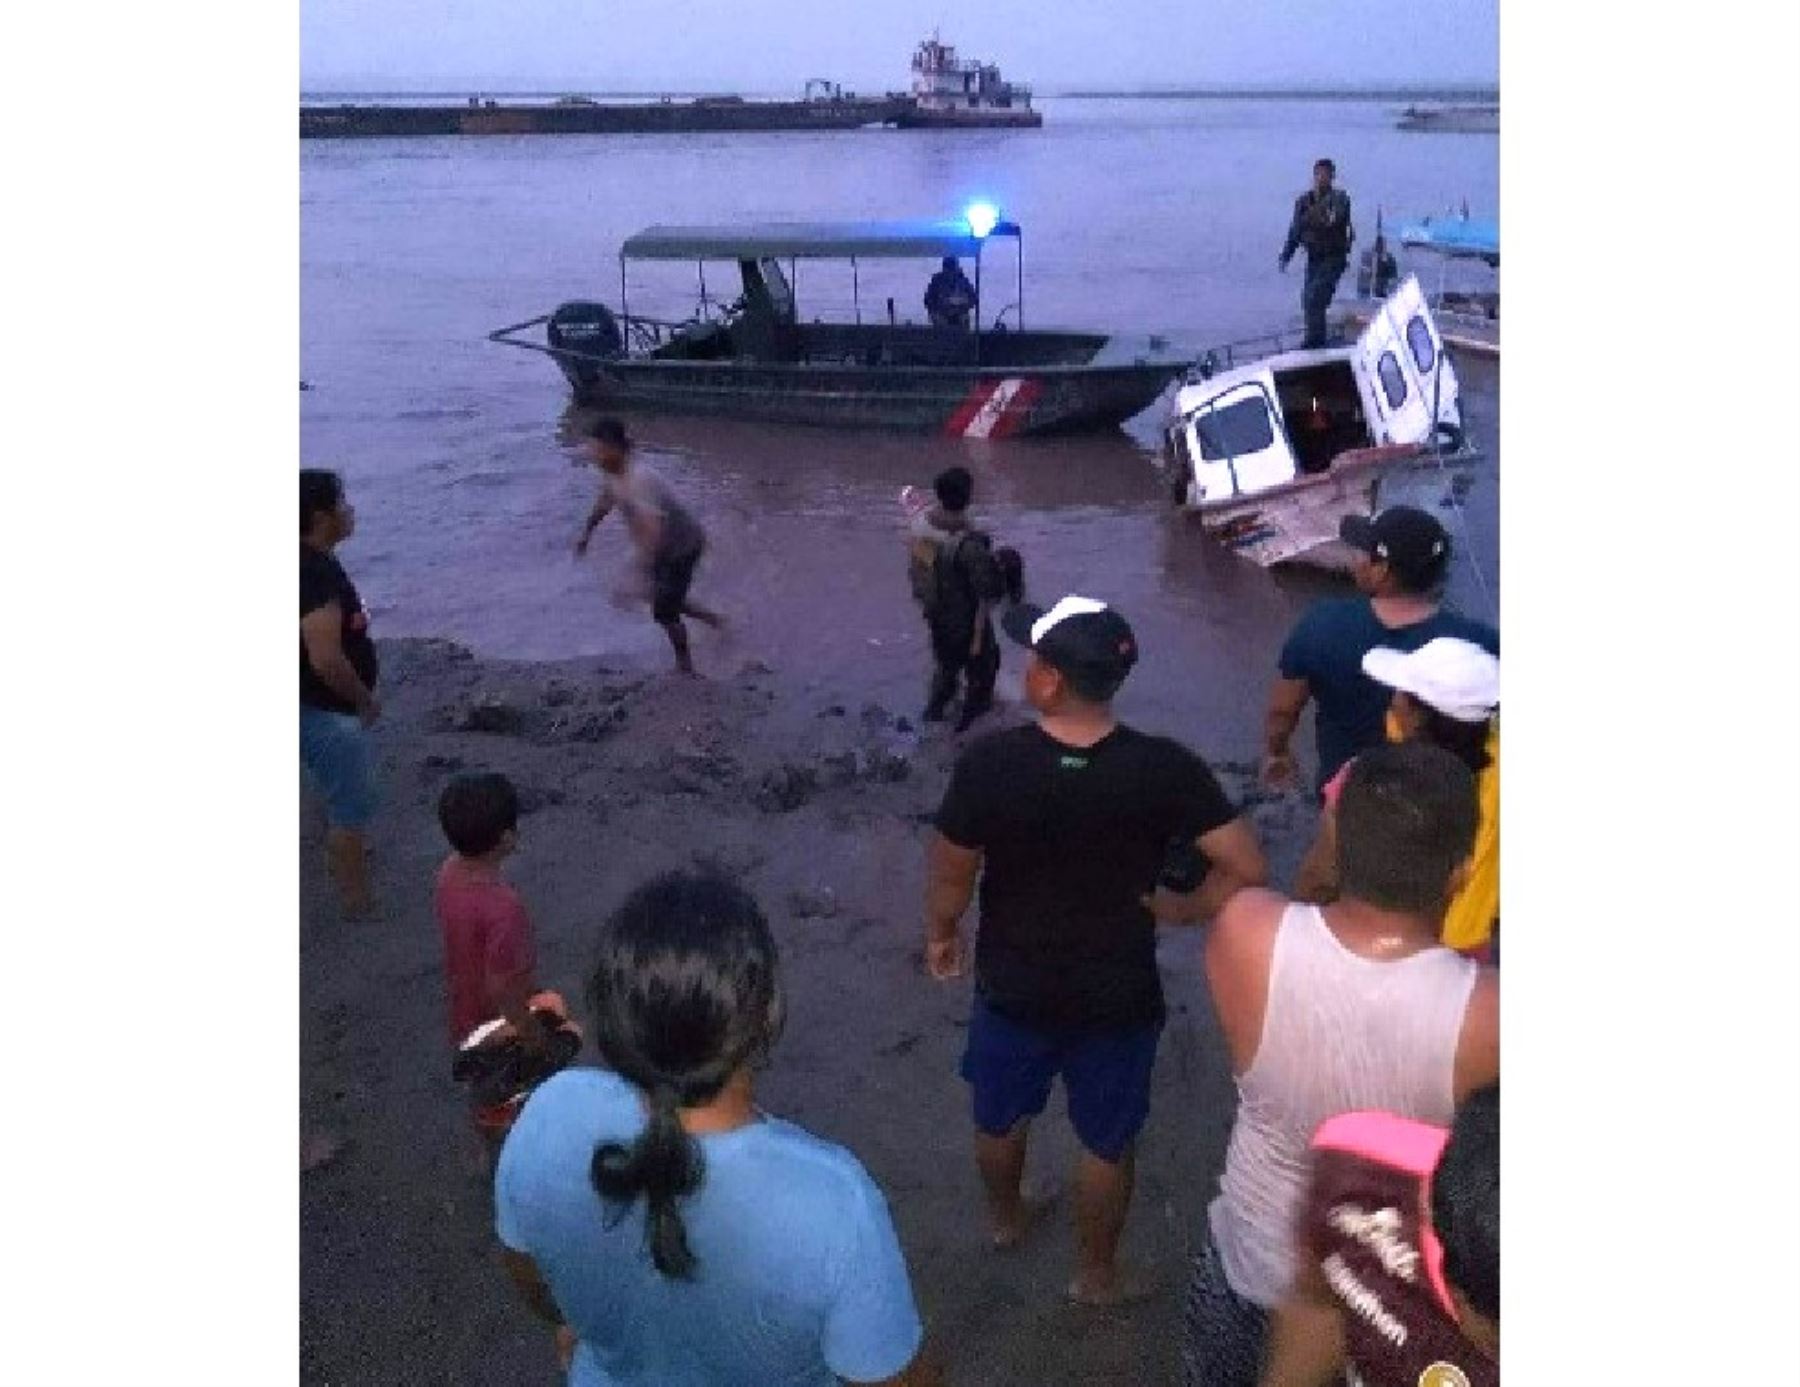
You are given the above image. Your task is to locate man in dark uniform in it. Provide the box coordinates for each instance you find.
[907,466,1007,731]
[1279,158,1355,349]
[924,257,978,329]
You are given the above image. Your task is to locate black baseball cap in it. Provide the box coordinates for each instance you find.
[1340,506,1450,579]
[576,415,632,448]
[1001,595,1139,697]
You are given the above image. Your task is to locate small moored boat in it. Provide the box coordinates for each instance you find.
[1346,207,1499,357]
[1396,104,1500,134]
[488,214,1190,437]
[1158,277,1477,569]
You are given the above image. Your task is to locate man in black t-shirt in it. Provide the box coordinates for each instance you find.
[301,469,381,916]
[926,595,1268,1306]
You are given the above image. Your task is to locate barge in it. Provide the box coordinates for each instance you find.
[300,92,912,139]
[301,37,1041,139]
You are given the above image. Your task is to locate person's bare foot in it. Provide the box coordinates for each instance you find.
[991,1188,1059,1251]
[1066,1263,1157,1307]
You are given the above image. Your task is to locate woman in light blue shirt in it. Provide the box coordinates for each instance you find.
[496,869,936,1386]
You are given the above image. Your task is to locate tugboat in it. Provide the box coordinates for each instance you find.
[893,34,1042,128]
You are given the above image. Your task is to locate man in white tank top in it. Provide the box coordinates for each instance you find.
[1179,742,1500,1387]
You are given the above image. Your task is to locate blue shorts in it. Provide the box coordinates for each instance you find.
[300,705,378,830]
[959,994,1163,1163]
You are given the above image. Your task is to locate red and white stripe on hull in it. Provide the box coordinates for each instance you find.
[943,377,1044,439]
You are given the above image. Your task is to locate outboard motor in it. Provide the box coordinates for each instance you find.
[547,301,624,397]
[1355,240,1400,300]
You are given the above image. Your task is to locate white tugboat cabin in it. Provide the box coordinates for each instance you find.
[898,34,1042,128]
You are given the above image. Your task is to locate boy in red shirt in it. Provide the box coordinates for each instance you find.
[434,773,548,1144]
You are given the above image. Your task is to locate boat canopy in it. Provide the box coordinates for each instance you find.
[1394,215,1499,264]
[621,219,1021,262]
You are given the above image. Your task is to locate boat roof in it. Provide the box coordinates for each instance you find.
[621,219,1021,261]
[1395,215,1499,261]
[1172,346,1355,412]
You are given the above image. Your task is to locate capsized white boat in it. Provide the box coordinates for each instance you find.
[1158,276,1477,570]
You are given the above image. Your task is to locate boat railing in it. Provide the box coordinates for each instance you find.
[1182,326,1315,383]
[488,311,715,363]
[623,313,717,352]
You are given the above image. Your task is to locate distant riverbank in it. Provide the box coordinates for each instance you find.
[302,84,1499,107]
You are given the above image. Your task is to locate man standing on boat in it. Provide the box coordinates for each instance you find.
[573,417,722,676]
[1279,159,1355,349]
[925,257,978,329]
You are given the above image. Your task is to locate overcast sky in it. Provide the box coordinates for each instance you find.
[301,0,1498,93]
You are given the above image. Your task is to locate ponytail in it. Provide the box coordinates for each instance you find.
[583,868,786,1282]
[590,1083,706,1279]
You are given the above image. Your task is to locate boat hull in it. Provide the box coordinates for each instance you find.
[300,98,912,139]
[1395,106,1500,134]
[890,109,1043,129]
[557,358,1178,436]
[1191,470,1383,570]
[1166,448,1471,570]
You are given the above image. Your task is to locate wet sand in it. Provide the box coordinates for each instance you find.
[299,97,1497,1382]
[300,633,1316,1386]
[301,353,1497,1385]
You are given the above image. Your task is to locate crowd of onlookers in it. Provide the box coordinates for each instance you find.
[302,454,1500,1386]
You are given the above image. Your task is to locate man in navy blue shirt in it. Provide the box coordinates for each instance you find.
[1262,507,1498,794]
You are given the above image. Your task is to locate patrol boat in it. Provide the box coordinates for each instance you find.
[487,210,1189,438]
[1157,277,1477,569]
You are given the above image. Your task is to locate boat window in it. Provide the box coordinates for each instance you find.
[1405,316,1437,375]
[1194,397,1274,460]
[1378,352,1409,410]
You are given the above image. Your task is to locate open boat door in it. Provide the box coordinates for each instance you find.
[1354,275,1464,449]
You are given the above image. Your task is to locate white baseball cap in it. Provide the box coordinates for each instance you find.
[1361,638,1499,723]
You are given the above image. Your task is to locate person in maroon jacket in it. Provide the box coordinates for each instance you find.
[1258,1085,1499,1387]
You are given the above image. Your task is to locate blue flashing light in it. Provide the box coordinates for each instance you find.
[965,201,1001,239]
